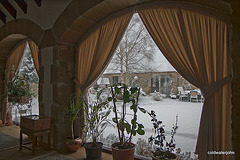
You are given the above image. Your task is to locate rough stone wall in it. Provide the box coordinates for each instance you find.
[231,1,240,159]
[51,43,76,149]
[0,60,6,121]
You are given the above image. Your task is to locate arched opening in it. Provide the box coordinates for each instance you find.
[87,12,203,158]
[11,41,39,124]
[0,37,39,126]
[74,2,232,160]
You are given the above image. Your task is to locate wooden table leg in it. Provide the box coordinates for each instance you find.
[48,133,50,149]
[20,130,22,150]
[32,136,36,155]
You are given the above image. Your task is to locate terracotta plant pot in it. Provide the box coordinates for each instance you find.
[65,138,82,152]
[151,151,178,160]
[84,142,103,160]
[111,142,135,160]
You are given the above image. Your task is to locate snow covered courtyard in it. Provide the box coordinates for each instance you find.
[102,95,203,154]
[12,93,203,155]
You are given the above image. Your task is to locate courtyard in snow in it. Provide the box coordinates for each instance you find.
[101,95,203,154]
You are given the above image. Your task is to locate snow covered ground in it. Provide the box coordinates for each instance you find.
[102,95,203,154]
[12,94,202,155]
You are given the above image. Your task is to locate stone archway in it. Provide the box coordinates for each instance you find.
[0,19,43,124]
[55,1,236,158]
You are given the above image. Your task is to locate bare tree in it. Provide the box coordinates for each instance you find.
[106,14,157,84]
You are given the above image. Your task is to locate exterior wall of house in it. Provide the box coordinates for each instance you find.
[101,71,196,95]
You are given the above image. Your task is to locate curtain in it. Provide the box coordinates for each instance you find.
[138,8,232,160]
[6,42,27,80]
[75,12,133,139]
[76,12,133,93]
[28,40,39,75]
[2,41,27,124]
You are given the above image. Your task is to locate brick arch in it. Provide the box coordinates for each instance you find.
[53,0,231,45]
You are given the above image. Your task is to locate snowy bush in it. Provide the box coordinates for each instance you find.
[176,148,199,160]
[152,92,163,101]
[98,134,118,148]
[135,138,152,157]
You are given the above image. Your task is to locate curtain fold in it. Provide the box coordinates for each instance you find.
[6,42,27,80]
[138,8,232,160]
[76,12,133,93]
[28,40,39,75]
[3,41,27,124]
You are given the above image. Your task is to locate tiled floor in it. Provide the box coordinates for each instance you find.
[0,125,113,160]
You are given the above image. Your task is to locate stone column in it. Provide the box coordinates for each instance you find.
[231,1,240,159]
[0,60,6,123]
[39,43,76,149]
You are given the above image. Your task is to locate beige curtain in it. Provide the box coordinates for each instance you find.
[76,12,133,93]
[28,40,39,75]
[138,8,232,160]
[2,41,27,124]
[6,42,27,80]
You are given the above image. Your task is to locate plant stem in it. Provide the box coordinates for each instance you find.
[111,86,122,144]
[128,88,140,142]
[71,120,74,139]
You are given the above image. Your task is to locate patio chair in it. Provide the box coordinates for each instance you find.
[190,90,198,102]
[178,87,188,101]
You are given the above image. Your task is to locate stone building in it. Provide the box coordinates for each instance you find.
[101,71,196,95]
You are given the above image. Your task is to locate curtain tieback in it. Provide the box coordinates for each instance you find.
[74,79,85,92]
[200,75,232,99]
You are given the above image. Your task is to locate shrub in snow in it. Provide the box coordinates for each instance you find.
[153,92,163,101]
[161,94,167,99]
[98,134,118,148]
[135,138,152,157]
[176,148,199,160]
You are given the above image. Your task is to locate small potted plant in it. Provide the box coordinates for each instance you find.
[64,97,82,152]
[148,110,178,160]
[108,83,147,160]
[83,89,112,160]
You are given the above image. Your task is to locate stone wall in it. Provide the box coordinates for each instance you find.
[51,44,76,149]
[230,1,240,159]
[101,71,196,95]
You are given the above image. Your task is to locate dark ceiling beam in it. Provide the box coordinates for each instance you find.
[34,0,41,7]
[0,9,6,23]
[14,0,27,14]
[0,0,16,19]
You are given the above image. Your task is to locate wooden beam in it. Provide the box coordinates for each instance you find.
[0,9,6,23]
[14,0,27,14]
[0,0,16,19]
[34,0,41,7]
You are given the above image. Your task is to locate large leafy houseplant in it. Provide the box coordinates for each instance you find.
[148,110,178,160]
[83,89,112,160]
[108,83,146,160]
[64,97,82,152]
[1,67,34,124]
[1,70,32,104]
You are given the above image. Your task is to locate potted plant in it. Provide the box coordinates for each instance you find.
[108,83,147,160]
[1,67,34,125]
[83,89,112,160]
[64,97,82,152]
[148,110,178,160]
